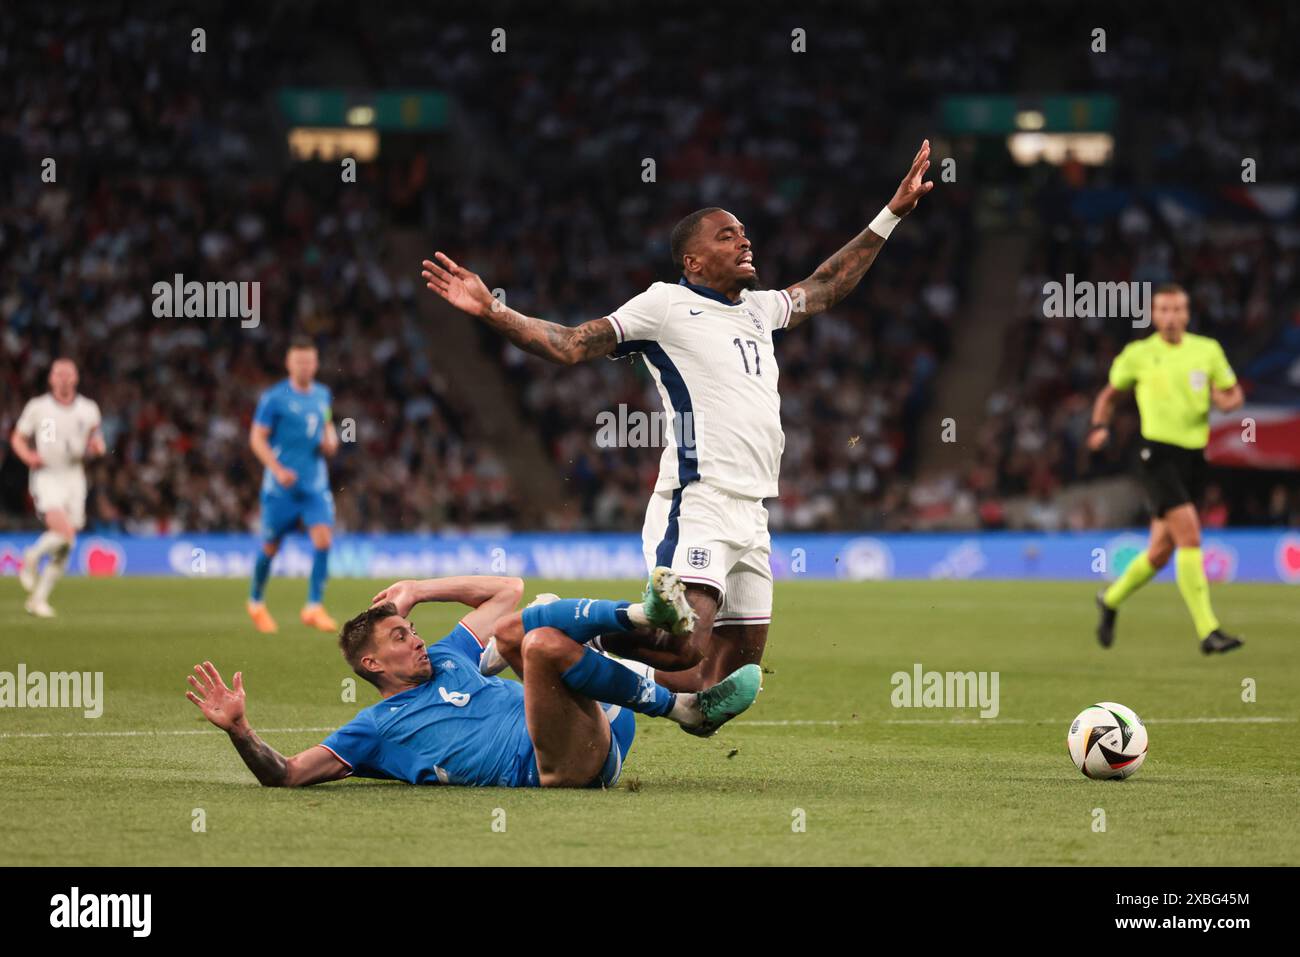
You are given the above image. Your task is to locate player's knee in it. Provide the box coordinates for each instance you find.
[493,614,524,657]
[263,541,280,558]
[1147,544,1173,569]
[521,627,578,667]
[310,526,332,549]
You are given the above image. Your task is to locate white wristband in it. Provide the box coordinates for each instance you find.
[868,205,902,239]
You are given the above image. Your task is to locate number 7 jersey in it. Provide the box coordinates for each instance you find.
[252,379,333,494]
[607,278,792,499]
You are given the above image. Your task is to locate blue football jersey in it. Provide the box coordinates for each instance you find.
[253,380,332,494]
[319,624,534,788]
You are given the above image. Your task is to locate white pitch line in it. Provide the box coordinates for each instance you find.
[0,716,1292,741]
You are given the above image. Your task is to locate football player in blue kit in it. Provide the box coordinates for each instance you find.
[186,569,762,788]
[246,337,340,634]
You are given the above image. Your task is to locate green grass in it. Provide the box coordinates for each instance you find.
[1,577,1296,865]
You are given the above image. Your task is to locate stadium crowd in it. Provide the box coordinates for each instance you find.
[0,4,517,533]
[365,6,993,530]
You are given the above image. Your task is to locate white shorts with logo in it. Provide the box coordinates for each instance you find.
[31,469,88,530]
[640,482,773,626]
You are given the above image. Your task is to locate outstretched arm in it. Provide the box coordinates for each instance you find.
[785,139,934,329]
[186,661,348,787]
[421,253,616,365]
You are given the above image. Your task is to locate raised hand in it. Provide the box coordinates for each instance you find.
[887,139,935,217]
[371,579,423,618]
[186,661,247,733]
[422,252,498,319]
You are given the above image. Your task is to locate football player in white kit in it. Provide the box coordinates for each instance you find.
[9,359,105,617]
[422,141,934,690]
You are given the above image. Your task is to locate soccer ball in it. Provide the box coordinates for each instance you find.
[1067,701,1148,780]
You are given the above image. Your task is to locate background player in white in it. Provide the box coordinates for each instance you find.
[10,358,105,618]
[421,141,934,690]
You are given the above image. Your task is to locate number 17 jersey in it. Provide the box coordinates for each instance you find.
[606,278,792,500]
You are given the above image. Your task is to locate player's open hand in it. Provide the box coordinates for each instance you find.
[186,661,247,733]
[87,434,106,458]
[887,139,935,217]
[371,579,422,617]
[422,253,498,319]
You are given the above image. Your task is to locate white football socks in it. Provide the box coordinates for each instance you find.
[33,543,70,604]
[27,531,67,564]
[668,693,701,725]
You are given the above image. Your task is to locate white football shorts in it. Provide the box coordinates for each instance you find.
[31,469,88,530]
[640,481,772,626]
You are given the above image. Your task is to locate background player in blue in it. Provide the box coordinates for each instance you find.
[185,570,762,788]
[247,337,340,634]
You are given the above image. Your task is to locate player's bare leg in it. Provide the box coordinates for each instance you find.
[519,627,617,787]
[505,591,762,747]
[498,572,699,676]
[300,523,337,631]
[698,622,767,687]
[247,539,280,633]
[644,622,768,692]
[1164,503,1242,653]
[1096,517,1172,648]
[24,508,75,618]
[595,584,717,688]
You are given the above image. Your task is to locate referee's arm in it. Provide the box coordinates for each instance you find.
[1086,383,1125,451]
[1212,382,1244,411]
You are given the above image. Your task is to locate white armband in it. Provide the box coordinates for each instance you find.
[868,205,902,239]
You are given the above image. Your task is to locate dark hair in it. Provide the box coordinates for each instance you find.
[1152,282,1188,299]
[339,602,397,688]
[287,334,317,352]
[670,207,723,270]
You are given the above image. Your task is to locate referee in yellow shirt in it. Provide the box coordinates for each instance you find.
[1087,283,1245,654]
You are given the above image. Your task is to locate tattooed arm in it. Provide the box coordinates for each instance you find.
[421,253,616,364]
[186,661,349,787]
[785,139,935,329]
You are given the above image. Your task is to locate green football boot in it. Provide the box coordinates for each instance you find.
[642,566,697,637]
[681,663,763,738]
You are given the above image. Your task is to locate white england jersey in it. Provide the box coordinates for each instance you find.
[14,393,102,480]
[607,279,793,499]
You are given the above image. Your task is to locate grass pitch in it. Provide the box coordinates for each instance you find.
[1,577,1296,866]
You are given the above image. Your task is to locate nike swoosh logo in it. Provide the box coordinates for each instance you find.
[689,309,703,315]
